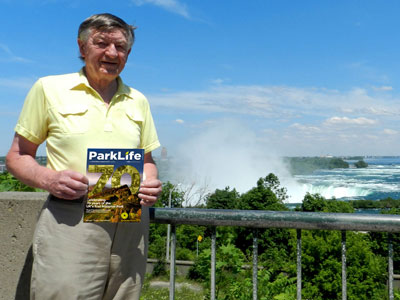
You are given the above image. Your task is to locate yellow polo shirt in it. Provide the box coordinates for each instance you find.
[15,70,160,175]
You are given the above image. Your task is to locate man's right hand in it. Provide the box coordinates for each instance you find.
[46,170,89,200]
[6,134,89,200]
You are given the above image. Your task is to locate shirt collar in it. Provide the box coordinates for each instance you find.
[70,68,133,99]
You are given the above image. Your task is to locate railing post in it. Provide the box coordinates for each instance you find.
[169,224,176,300]
[341,231,347,300]
[388,234,394,300]
[166,223,171,261]
[297,229,302,300]
[211,227,217,300]
[253,229,258,300]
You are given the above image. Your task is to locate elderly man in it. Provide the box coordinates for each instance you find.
[6,13,161,299]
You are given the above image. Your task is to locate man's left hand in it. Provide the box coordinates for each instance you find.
[138,179,162,207]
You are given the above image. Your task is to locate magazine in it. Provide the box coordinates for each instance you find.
[84,148,144,223]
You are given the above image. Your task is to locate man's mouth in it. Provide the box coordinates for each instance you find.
[101,61,118,66]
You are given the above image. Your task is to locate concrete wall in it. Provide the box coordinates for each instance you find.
[0,192,194,300]
[0,192,47,300]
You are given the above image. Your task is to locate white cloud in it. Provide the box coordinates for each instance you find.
[324,116,377,126]
[149,84,400,120]
[0,77,36,90]
[0,43,33,63]
[210,78,230,85]
[132,0,190,19]
[290,123,321,133]
[372,85,393,91]
[175,119,184,124]
[383,129,398,135]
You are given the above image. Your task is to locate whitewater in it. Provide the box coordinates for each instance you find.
[292,157,400,204]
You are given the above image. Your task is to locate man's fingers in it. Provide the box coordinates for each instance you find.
[139,194,158,207]
[67,170,89,184]
[139,179,162,196]
[68,181,88,191]
[48,170,88,200]
[138,179,162,207]
[140,179,162,188]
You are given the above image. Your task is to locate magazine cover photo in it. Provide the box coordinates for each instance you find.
[84,148,144,223]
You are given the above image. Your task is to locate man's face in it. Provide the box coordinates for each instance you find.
[78,28,131,82]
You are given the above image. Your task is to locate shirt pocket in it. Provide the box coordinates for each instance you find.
[56,104,89,134]
[125,110,143,127]
[124,109,143,143]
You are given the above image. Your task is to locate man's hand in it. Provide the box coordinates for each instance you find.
[6,134,88,200]
[46,170,89,200]
[138,179,162,207]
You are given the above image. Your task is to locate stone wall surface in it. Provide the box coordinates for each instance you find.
[0,192,47,300]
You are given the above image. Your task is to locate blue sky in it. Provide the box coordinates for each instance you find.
[2,0,400,158]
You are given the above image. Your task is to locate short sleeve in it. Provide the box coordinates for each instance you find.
[140,98,160,153]
[15,79,48,145]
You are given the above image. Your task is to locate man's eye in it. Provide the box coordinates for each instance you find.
[96,42,107,48]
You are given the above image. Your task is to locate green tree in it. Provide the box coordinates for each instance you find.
[176,225,207,261]
[237,173,288,211]
[301,193,354,213]
[155,181,185,208]
[206,187,240,210]
[188,242,246,298]
[298,194,386,299]
[368,208,400,274]
[301,193,328,212]
[235,174,291,271]
[354,160,368,168]
[300,230,386,300]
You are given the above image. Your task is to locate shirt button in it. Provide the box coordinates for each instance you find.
[104,123,113,132]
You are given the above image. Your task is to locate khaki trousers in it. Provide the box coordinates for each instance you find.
[30,196,149,300]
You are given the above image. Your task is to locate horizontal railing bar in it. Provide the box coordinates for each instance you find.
[149,208,400,232]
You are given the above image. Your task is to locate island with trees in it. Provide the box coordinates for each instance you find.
[285,156,349,175]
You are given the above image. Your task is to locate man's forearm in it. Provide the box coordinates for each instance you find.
[143,151,158,180]
[144,161,158,180]
[6,134,88,199]
[6,138,52,190]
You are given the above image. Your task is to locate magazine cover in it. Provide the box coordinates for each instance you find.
[84,148,144,223]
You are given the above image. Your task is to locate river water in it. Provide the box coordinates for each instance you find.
[289,157,400,204]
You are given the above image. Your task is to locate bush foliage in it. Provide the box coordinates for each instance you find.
[0,171,40,192]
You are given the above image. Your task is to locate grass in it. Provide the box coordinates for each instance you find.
[140,275,206,300]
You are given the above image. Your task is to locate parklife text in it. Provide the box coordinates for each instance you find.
[88,150,142,161]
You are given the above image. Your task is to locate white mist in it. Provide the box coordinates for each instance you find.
[169,119,305,205]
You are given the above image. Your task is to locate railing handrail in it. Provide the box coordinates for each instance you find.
[150,207,400,232]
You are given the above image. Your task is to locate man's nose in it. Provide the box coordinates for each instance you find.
[105,44,118,57]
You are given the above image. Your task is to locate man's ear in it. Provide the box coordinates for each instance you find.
[125,48,132,62]
[77,38,85,59]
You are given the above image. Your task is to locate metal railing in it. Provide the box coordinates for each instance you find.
[149,207,400,300]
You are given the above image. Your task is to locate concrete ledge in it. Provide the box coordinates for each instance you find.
[0,192,47,300]
[146,258,195,276]
[0,192,195,300]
